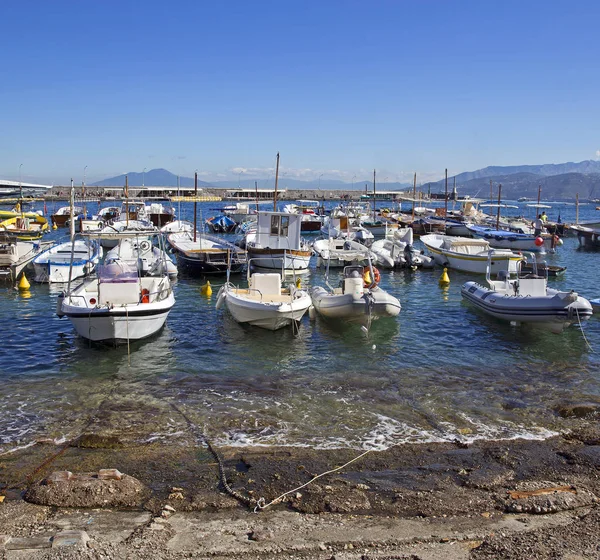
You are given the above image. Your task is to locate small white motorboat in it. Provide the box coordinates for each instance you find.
[104,235,177,278]
[421,234,524,275]
[216,268,312,331]
[33,184,102,283]
[466,224,562,253]
[160,220,195,234]
[58,259,175,343]
[32,238,102,283]
[320,216,374,246]
[461,254,593,333]
[310,264,401,324]
[313,237,376,268]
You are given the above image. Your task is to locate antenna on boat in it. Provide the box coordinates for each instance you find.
[412,172,416,221]
[194,171,198,243]
[125,175,129,228]
[444,168,448,217]
[273,152,280,212]
[373,169,376,222]
[67,179,76,287]
[496,184,502,229]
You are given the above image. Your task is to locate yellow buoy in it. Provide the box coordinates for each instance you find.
[52,222,57,230]
[295,277,302,289]
[200,280,212,297]
[18,274,31,291]
[439,267,450,286]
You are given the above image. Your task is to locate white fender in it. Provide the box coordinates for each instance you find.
[215,287,227,310]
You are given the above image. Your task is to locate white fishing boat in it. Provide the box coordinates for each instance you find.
[312,237,376,268]
[310,264,401,325]
[216,266,311,330]
[104,235,177,278]
[466,224,561,253]
[167,230,246,274]
[79,206,120,232]
[32,239,101,283]
[421,234,524,274]
[160,220,195,234]
[320,215,374,245]
[461,253,592,333]
[33,182,102,283]
[98,201,156,248]
[58,253,175,343]
[246,211,312,272]
[50,205,84,228]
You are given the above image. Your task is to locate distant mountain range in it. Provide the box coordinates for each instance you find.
[424,161,600,200]
[92,162,600,200]
[91,169,211,188]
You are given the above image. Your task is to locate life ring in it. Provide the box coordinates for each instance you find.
[139,240,151,252]
[140,288,150,304]
[363,267,381,288]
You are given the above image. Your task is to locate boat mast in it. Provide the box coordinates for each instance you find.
[496,184,502,229]
[536,184,541,208]
[69,178,75,242]
[273,152,280,212]
[125,175,129,228]
[576,192,579,224]
[490,179,493,204]
[412,172,416,221]
[444,168,448,216]
[373,169,376,221]
[193,171,198,243]
[255,181,259,213]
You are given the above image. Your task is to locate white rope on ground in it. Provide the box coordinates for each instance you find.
[253,448,374,513]
[575,307,594,353]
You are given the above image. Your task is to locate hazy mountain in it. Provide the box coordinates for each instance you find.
[452,160,600,183]
[91,170,410,190]
[91,162,600,200]
[425,172,600,200]
[91,168,210,188]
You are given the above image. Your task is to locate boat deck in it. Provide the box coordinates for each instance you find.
[230,288,293,303]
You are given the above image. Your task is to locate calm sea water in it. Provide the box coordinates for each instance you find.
[1,200,599,453]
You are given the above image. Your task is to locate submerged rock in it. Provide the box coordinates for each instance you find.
[555,402,600,420]
[25,470,149,508]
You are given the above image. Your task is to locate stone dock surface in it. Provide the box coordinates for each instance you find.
[1,414,599,558]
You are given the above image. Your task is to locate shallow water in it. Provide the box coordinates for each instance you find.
[1,200,599,453]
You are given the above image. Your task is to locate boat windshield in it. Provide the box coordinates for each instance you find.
[97,262,138,283]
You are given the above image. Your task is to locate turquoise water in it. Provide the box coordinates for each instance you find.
[1,200,599,453]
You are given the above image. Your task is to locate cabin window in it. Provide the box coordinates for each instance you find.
[280,216,289,236]
[270,215,279,235]
[269,215,290,237]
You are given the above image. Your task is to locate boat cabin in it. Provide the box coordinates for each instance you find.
[254,211,303,250]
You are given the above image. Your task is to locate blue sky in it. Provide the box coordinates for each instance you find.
[1,0,598,185]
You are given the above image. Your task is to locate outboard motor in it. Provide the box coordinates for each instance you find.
[56,292,65,317]
[403,244,419,268]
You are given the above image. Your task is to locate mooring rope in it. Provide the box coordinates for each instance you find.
[575,307,594,352]
[168,400,375,513]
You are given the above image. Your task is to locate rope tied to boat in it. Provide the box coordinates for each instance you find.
[574,306,594,353]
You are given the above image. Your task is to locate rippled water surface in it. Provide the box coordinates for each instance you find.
[1,201,599,452]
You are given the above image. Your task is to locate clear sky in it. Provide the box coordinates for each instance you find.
[2,0,598,185]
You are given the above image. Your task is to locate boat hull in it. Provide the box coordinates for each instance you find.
[461,281,593,332]
[220,288,312,330]
[32,240,101,283]
[246,248,312,271]
[64,307,172,342]
[310,286,401,322]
